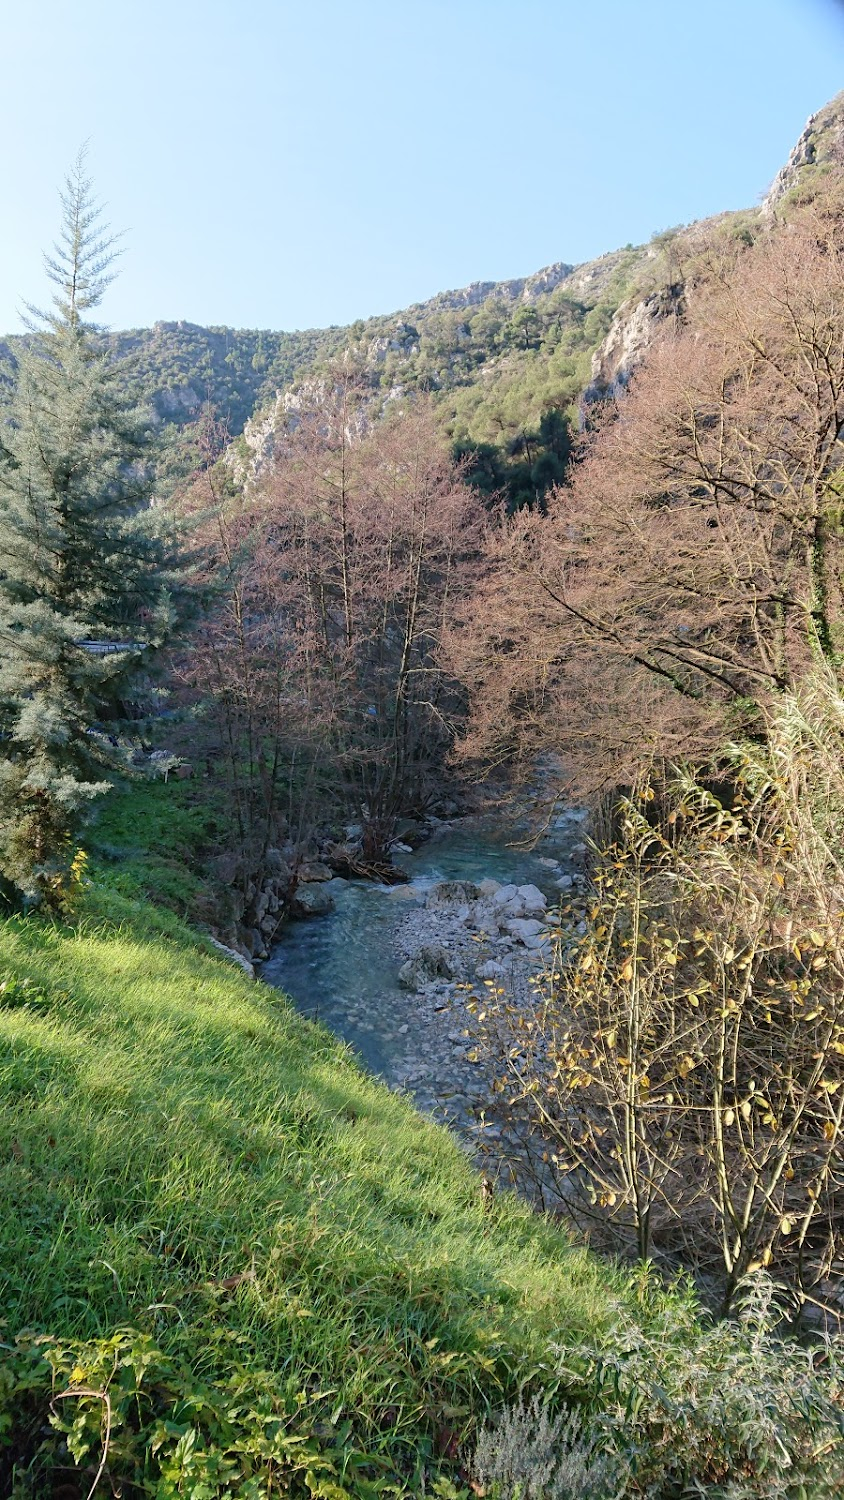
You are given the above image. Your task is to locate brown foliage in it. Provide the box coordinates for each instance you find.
[183,393,486,866]
[455,196,844,793]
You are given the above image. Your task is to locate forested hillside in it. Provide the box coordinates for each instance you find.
[4,94,844,513]
[3,93,842,508]
[1,256,637,501]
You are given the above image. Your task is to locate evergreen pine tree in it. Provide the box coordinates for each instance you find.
[0,150,178,908]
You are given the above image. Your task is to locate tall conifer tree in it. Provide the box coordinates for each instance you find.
[0,150,177,907]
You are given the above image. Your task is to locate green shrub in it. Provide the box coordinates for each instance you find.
[555,1276,844,1497]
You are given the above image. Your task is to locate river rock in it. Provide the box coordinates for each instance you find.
[425,880,481,909]
[553,806,589,828]
[210,851,241,886]
[395,816,430,847]
[243,927,268,959]
[491,883,517,905]
[429,795,460,818]
[398,943,455,990]
[516,884,547,915]
[478,877,501,898]
[293,885,336,917]
[493,883,547,922]
[476,959,504,979]
[298,860,333,882]
[207,936,255,977]
[265,851,291,888]
[504,917,546,943]
[387,883,423,900]
[466,899,497,932]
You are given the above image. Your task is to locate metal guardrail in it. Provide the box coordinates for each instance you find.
[77,641,147,655]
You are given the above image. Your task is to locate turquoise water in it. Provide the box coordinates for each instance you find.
[261,819,578,1076]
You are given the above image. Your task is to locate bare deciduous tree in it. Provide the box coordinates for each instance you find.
[456,195,844,792]
[472,671,844,1315]
[184,395,486,877]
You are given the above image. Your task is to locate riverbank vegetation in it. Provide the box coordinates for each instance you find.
[4,123,844,1494]
[181,393,485,889]
[458,184,844,1329]
[2,829,842,1496]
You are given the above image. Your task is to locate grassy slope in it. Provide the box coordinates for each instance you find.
[0,789,627,1489]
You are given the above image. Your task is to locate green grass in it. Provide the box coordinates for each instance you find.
[0,842,627,1492]
[81,776,225,918]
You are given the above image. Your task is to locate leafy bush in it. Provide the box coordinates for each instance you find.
[470,1277,844,1499]
[0,1327,404,1497]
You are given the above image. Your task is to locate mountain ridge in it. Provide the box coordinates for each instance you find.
[4,94,844,504]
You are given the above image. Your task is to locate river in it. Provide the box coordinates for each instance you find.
[261,813,586,1198]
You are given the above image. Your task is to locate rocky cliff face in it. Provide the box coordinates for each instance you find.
[408,261,574,314]
[231,372,398,482]
[582,93,844,404]
[239,90,844,464]
[763,92,844,213]
[584,281,685,402]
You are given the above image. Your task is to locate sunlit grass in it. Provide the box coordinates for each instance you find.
[0,884,621,1469]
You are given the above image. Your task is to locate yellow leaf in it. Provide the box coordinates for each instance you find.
[740,1100,752,1122]
[823,1120,836,1142]
[723,1108,735,1127]
[621,961,634,982]
[780,1216,793,1235]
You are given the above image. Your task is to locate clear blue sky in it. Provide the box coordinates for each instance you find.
[3,0,843,334]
